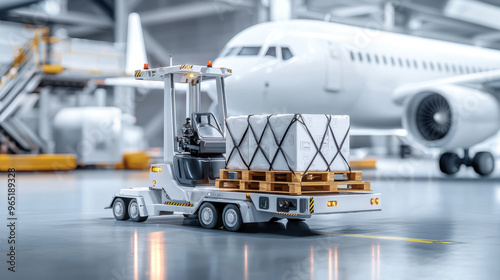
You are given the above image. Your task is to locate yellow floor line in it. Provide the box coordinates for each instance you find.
[319,232,454,244]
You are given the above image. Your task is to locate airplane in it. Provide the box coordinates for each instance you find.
[212,19,500,177]
[107,16,500,176]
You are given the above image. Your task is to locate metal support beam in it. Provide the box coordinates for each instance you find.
[330,5,379,18]
[39,87,53,153]
[8,8,113,28]
[164,74,176,163]
[140,2,236,26]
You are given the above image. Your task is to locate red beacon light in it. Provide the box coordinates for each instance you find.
[207,61,212,67]
[143,63,149,69]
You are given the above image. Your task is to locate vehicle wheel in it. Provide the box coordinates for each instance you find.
[286,219,310,235]
[472,152,495,176]
[222,204,243,232]
[439,152,461,175]
[198,202,220,229]
[113,198,129,221]
[129,199,148,222]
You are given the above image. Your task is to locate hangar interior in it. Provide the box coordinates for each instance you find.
[1,0,500,279]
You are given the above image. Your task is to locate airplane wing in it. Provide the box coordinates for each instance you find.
[393,69,500,105]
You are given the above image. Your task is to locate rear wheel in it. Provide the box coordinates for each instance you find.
[222,204,243,232]
[439,152,461,175]
[113,198,129,221]
[472,152,495,176]
[129,199,148,222]
[198,202,220,229]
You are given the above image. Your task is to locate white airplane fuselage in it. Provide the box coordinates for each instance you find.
[213,20,500,128]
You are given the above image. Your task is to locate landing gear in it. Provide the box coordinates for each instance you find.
[472,152,495,176]
[439,149,494,176]
[439,152,461,175]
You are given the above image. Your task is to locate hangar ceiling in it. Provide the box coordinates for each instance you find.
[1,0,499,65]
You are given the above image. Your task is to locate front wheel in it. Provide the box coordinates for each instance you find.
[113,198,129,221]
[439,152,461,175]
[129,199,148,222]
[472,152,495,176]
[222,204,243,232]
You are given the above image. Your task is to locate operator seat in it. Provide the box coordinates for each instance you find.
[192,113,226,155]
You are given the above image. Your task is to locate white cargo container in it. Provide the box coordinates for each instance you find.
[226,114,350,171]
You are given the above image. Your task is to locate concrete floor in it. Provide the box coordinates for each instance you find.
[2,158,500,280]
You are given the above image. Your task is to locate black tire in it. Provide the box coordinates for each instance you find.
[222,204,243,232]
[439,152,461,175]
[128,199,148,222]
[286,219,310,235]
[198,202,220,229]
[472,152,495,176]
[113,198,129,221]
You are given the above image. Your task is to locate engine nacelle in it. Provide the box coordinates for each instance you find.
[402,85,500,149]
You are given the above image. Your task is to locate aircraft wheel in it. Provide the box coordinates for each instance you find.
[129,199,148,222]
[198,202,220,229]
[222,204,243,232]
[113,198,129,221]
[439,152,461,175]
[472,152,495,176]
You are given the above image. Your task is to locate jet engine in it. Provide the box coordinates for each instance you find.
[402,84,500,176]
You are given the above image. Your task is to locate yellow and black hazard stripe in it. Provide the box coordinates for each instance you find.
[165,201,193,207]
[309,197,314,214]
[277,212,299,217]
[134,70,141,77]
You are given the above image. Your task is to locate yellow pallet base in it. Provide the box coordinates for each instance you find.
[0,154,77,171]
[123,151,151,170]
[350,158,377,169]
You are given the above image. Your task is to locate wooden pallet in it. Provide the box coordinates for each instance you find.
[219,169,362,183]
[216,169,369,195]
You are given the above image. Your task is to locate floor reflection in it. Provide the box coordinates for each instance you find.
[310,246,314,280]
[244,244,248,280]
[149,231,165,280]
[134,230,138,280]
[371,243,380,280]
[329,247,338,280]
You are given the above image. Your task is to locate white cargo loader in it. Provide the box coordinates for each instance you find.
[106,63,381,231]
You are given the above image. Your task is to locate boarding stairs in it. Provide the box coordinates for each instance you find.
[0,34,44,153]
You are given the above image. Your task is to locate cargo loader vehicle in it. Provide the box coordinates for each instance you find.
[106,63,381,231]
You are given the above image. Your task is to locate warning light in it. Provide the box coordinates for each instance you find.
[370,198,375,205]
[246,193,250,198]
[207,61,212,67]
[143,63,149,69]
[152,180,156,185]
[188,73,196,78]
[375,198,380,205]
[327,201,337,207]
[150,166,161,173]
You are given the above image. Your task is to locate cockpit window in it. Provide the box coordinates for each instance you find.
[281,47,293,60]
[221,47,236,57]
[238,47,261,56]
[265,47,276,57]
